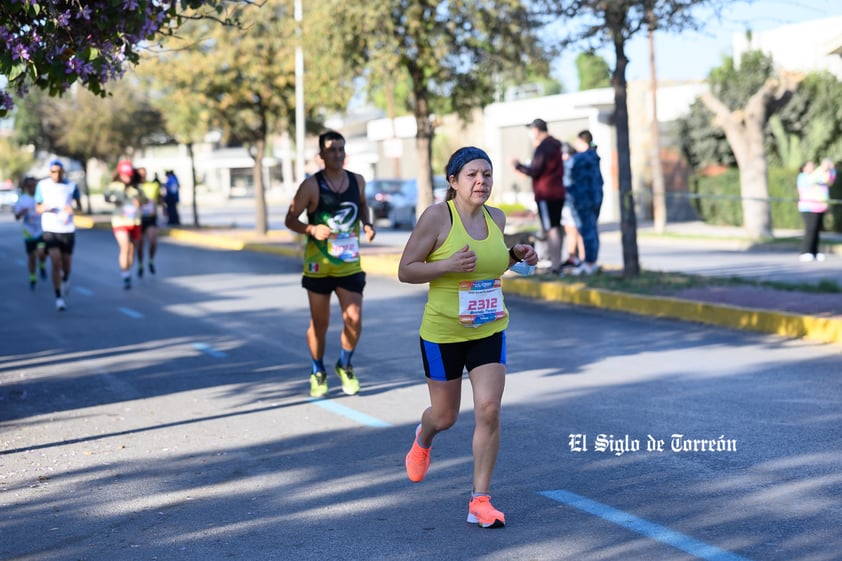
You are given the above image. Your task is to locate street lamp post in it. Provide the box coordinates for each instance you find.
[295,0,305,188]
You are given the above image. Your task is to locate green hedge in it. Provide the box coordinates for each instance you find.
[690,167,841,232]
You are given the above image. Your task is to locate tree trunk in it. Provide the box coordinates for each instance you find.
[187,142,201,228]
[413,82,434,221]
[252,137,268,234]
[701,91,773,238]
[612,36,641,277]
[700,74,801,239]
[737,141,772,239]
[82,158,93,215]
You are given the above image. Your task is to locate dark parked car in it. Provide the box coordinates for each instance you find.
[366,176,450,229]
[366,178,416,229]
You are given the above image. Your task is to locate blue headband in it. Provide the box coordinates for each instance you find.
[446,147,492,178]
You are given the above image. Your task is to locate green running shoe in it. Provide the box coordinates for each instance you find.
[334,361,360,395]
[310,371,328,398]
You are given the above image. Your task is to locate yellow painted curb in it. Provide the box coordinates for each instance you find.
[73,215,97,229]
[165,229,302,258]
[502,276,842,347]
[167,228,248,250]
[362,253,401,277]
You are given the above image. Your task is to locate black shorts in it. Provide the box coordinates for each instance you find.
[420,330,507,381]
[141,215,158,231]
[302,271,366,295]
[42,231,75,255]
[24,238,45,254]
[537,199,564,231]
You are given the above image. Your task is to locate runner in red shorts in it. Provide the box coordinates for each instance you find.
[105,160,145,290]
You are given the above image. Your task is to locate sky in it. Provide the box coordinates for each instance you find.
[552,0,842,90]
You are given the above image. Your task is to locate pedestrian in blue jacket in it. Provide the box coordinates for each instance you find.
[568,130,603,275]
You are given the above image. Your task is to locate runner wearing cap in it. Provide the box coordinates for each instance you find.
[105,160,146,290]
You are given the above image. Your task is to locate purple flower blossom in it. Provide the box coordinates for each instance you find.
[0,0,227,115]
[13,43,30,61]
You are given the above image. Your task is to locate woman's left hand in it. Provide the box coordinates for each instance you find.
[514,244,539,266]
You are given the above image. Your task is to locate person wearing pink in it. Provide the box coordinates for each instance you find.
[797,158,836,262]
[105,160,145,289]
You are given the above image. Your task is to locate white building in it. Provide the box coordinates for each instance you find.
[733,17,842,78]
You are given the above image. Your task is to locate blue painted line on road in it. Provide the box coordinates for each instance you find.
[118,307,144,319]
[309,398,391,428]
[74,286,93,296]
[538,489,754,561]
[192,342,228,358]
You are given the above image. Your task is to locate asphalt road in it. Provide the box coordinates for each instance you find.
[1,214,841,561]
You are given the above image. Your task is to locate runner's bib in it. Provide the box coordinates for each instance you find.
[122,204,139,220]
[327,232,360,263]
[458,279,505,327]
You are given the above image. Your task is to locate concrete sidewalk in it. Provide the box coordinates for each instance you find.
[73,212,842,347]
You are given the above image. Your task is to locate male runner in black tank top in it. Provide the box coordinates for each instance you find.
[284,130,376,397]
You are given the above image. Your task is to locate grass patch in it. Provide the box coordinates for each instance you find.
[542,268,842,296]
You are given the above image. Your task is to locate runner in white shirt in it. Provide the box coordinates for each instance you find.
[34,160,82,311]
[13,176,48,290]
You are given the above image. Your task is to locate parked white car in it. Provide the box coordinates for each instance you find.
[0,183,19,209]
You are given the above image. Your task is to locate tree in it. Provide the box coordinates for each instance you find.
[135,64,212,228]
[700,50,801,238]
[675,97,736,171]
[13,80,167,213]
[0,137,35,183]
[140,0,351,234]
[330,1,553,214]
[679,68,842,173]
[537,0,727,278]
[770,71,842,169]
[576,51,611,90]
[0,0,251,116]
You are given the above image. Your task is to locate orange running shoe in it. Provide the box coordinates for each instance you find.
[405,424,431,482]
[467,495,506,528]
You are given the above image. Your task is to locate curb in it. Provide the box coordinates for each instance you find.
[165,228,301,258]
[501,276,842,347]
[73,217,841,347]
[358,253,841,346]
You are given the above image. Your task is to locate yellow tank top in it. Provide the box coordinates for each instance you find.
[420,200,510,343]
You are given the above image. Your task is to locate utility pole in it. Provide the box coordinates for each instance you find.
[648,9,667,233]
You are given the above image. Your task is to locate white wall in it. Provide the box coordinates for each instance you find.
[733,17,842,77]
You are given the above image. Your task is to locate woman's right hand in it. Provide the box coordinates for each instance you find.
[448,244,477,273]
